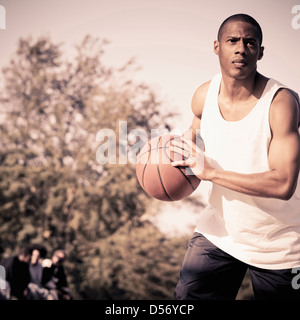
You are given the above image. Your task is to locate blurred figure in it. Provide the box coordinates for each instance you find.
[0,246,32,300]
[26,243,54,300]
[42,250,72,300]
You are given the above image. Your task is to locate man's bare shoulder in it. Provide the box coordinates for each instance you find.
[191,80,211,118]
[270,88,300,132]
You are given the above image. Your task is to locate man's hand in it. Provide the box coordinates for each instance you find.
[42,259,53,268]
[170,136,213,180]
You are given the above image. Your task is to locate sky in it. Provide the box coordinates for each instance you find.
[0,0,299,132]
[0,0,299,234]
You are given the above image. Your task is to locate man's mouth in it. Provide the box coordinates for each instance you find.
[232,59,247,67]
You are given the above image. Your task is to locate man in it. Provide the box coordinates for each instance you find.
[171,14,300,300]
[1,247,32,300]
[27,243,54,300]
[42,250,72,300]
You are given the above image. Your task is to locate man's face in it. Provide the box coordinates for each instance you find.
[19,253,31,263]
[52,252,65,266]
[23,254,31,264]
[214,21,264,80]
[31,249,40,265]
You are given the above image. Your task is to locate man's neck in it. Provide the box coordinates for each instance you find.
[219,71,261,103]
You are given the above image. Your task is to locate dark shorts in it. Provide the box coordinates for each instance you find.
[174,232,300,300]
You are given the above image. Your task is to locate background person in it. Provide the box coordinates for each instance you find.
[42,249,72,300]
[0,246,32,300]
[26,243,54,300]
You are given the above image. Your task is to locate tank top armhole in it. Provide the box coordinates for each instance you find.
[201,74,222,121]
[266,81,287,134]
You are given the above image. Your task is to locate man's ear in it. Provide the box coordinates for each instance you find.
[258,46,264,60]
[214,40,219,55]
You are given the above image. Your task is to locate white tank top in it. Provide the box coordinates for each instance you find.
[196,73,300,269]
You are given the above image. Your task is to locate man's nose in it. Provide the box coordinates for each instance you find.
[235,40,246,54]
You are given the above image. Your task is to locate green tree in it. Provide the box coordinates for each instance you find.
[80,219,189,300]
[0,35,174,298]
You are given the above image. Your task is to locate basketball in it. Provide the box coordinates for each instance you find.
[136,134,200,201]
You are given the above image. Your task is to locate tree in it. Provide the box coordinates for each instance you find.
[79,219,188,300]
[0,35,174,298]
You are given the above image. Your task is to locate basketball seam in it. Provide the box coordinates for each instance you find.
[137,146,165,159]
[141,142,151,190]
[156,136,173,201]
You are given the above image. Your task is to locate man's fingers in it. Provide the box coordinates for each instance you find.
[171,140,191,150]
[170,137,205,178]
[172,138,200,157]
[170,137,204,168]
[180,137,203,156]
[169,146,191,160]
[171,158,195,167]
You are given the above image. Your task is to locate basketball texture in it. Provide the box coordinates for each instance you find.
[136,134,200,201]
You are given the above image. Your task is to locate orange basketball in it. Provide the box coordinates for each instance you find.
[136,134,200,201]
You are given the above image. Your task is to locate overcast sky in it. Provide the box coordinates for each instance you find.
[0,0,299,131]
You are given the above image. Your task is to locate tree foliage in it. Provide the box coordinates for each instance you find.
[0,35,176,298]
[0,35,254,300]
[78,220,188,300]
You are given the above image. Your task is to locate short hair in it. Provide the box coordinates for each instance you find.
[19,246,33,257]
[217,14,263,45]
[53,249,66,258]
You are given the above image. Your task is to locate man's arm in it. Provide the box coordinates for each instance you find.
[173,89,300,200]
[182,81,210,144]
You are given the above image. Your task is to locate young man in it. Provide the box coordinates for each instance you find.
[1,247,32,300]
[26,244,54,300]
[171,14,300,300]
[42,250,72,300]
